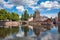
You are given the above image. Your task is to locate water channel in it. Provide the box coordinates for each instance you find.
[0,25,60,40]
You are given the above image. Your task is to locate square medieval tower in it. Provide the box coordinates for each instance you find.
[33,10,41,22]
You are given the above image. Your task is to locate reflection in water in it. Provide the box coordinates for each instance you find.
[33,26,41,40]
[21,26,29,36]
[33,25,40,36]
[58,25,60,33]
[0,25,60,40]
[0,26,19,38]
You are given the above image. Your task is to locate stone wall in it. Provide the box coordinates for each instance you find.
[0,21,20,26]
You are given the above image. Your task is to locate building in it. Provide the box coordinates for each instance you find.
[33,10,48,22]
[28,10,48,22]
[33,10,41,22]
[40,16,48,21]
[45,18,52,23]
[28,17,33,21]
[55,17,58,22]
[58,12,60,21]
[58,12,60,33]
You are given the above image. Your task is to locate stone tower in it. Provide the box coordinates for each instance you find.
[58,12,60,33]
[35,10,40,18]
[33,10,40,22]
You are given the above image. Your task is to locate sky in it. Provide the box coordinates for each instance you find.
[0,0,60,18]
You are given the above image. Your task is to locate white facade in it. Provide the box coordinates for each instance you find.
[28,17,33,21]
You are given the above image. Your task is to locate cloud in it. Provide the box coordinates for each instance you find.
[9,0,38,6]
[8,0,39,11]
[41,13,57,18]
[4,2,14,9]
[40,1,60,10]
[29,6,39,10]
[0,0,4,3]
[23,0,38,6]
[53,0,60,1]
[9,0,23,6]
[0,0,4,9]
[0,4,4,9]
[0,0,39,11]
[7,0,60,11]
[16,6,25,12]
[27,1,60,11]
[0,0,60,12]
[0,0,14,9]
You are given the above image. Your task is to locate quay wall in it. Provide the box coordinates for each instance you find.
[0,21,20,26]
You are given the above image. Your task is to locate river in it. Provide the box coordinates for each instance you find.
[0,25,60,40]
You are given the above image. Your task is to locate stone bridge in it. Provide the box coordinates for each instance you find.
[20,21,51,26]
[20,21,29,25]
[20,21,49,24]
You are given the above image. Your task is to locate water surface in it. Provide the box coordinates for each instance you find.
[0,25,60,40]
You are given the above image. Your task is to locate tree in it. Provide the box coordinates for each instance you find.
[6,12,12,21]
[21,10,29,21]
[11,12,19,21]
[21,26,29,36]
[21,14,24,20]
[23,10,29,20]
[29,14,33,18]
[0,9,19,21]
[0,9,7,20]
[33,11,36,18]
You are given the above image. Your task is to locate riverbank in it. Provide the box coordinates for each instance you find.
[3,27,60,40]
[0,21,20,27]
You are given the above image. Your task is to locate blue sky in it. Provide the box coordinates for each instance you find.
[0,0,60,18]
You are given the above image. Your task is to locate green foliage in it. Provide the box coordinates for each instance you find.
[0,27,19,38]
[21,26,29,36]
[11,12,19,21]
[0,9,7,20]
[21,14,24,20]
[21,10,29,21]
[6,12,11,20]
[29,14,33,18]
[0,9,19,21]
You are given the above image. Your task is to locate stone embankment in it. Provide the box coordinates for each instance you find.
[0,21,20,26]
